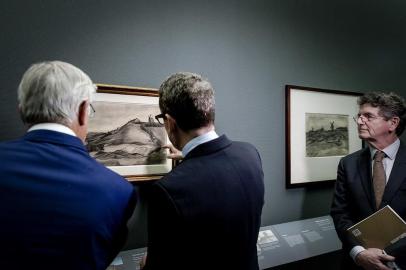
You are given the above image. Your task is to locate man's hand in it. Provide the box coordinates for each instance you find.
[162,144,183,160]
[355,248,395,270]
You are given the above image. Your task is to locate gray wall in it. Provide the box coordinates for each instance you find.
[1,0,406,249]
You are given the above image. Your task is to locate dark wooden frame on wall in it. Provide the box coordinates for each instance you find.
[89,83,173,183]
[285,85,363,188]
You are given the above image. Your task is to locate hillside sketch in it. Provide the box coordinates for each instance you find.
[305,113,349,157]
[86,101,166,166]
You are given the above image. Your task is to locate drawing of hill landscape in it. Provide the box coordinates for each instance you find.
[86,101,167,166]
[305,113,349,157]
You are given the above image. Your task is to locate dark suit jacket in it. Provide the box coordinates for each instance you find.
[330,142,406,269]
[0,130,137,270]
[144,135,264,270]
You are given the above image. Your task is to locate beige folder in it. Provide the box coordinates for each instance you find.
[347,205,406,249]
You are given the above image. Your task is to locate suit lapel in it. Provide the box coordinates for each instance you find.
[358,148,376,210]
[382,143,406,205]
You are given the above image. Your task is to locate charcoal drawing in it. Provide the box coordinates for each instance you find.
[86,101,166,166]
[305,113,349,157]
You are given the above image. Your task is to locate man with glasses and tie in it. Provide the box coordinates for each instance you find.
[331,92,406,270]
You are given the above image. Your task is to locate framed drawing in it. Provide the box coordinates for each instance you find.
[86,83,172,182]
[286,85,363,188]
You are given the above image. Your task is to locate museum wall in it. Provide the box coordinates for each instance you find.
[1,0,406,250]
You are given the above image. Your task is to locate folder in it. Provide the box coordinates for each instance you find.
[346,205,406,249]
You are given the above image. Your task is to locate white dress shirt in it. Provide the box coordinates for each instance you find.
[350,138,400,261]
[28,123,77,137]
[181,130,219,157]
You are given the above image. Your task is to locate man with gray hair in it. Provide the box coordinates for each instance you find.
[0,61,136,270]
[143,72,264,270]
[331,92,406,269]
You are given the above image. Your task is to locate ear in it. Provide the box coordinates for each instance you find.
[78,100,89,126]
[165,113,177,132]
[388,116,400,133]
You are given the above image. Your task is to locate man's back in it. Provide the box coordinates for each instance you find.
[0,130,136,270]
[145,135,264,270]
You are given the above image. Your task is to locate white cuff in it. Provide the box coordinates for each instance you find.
[350,245,366,261]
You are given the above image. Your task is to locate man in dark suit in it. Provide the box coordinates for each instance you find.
[142,72,264,270]
[0,61,137,270]
[331,92,406,270]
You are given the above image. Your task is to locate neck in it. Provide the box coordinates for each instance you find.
[368,135,398,150]
[178,124,215,150]
[68,121,87,143]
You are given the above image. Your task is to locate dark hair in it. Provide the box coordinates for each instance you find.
[159,72,215,131]
[358,91,406,136]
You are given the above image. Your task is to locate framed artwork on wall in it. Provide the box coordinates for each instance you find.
[285,85,363,188]
[86,83,172,182]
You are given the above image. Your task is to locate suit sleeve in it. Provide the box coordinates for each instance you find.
[330,158,359,250]
[144,183,180,270]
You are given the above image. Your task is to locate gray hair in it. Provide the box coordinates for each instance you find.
[159,72,215,131]
[18,61,95,125]
[358,91,406,136]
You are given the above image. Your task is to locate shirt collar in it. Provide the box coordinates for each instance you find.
[369,138,400,160]
[28,123,77,137]
[182,130,219,157]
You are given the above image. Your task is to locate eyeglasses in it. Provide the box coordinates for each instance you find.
[155,113,166,125]
[353,113,383,123]
[89,104,96,118]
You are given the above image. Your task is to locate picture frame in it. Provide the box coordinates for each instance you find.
[285,85,363,188]
[86,83,172,182]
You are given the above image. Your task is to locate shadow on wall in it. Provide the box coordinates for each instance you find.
[123,184,149,250]
[300,184,336,219]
